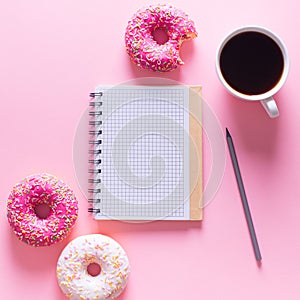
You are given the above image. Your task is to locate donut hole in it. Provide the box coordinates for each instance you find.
[152,27,169,45]
[34,203,51,219]
[87,262,101,277]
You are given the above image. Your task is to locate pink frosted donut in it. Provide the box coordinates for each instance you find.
[125,4,197,72]
[7,173,78,247]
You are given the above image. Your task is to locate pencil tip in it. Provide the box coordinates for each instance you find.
[256,259,262,267]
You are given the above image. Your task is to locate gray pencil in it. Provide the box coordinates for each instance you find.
[226,128,262,261]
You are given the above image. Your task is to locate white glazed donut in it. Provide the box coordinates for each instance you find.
[57,234,130,300]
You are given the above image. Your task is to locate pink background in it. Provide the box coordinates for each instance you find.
[0,0,299,299]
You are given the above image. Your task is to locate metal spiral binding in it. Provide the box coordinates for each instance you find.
[89,111,102,117]
[88,91,103,214]
[88,198,101,203]
[89,149,101,154]
[88,169,101,174]
[89,140,102,145]
[89,120,102,126]
[88,208,101,213]
[88,188,101,193]
[89,92,103,98]
[89,130,102,135]
[88,178,101,183]
[89,101,103,107]
[88,159,101,164]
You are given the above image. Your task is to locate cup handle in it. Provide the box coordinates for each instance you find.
[260,97,279,118]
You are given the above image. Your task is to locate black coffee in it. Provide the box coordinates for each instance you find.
[220,31,284,95]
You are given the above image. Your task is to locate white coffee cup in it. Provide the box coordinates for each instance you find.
[216,26,289,118]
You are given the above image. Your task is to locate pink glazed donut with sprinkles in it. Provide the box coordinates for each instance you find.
[125,4,198,72]
[57,234,130,300]
[7,173,78,247]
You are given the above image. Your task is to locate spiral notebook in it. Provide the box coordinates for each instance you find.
[88,85,202,221]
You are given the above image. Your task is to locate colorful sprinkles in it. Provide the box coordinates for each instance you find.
[7,173,78,247]
[57,234,130,300]
[125,4,198,72]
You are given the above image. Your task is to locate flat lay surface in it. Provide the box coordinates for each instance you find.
[0,0,299,299]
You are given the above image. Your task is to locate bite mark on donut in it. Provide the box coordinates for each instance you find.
[125,4,198,72]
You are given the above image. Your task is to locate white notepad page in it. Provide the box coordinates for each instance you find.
[90,85,191,220]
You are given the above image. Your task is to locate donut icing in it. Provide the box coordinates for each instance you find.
[125,4,197,72]
[57,234,130,300]
[7,173,78,247]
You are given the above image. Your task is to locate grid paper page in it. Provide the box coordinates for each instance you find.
[91,86,190,220]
